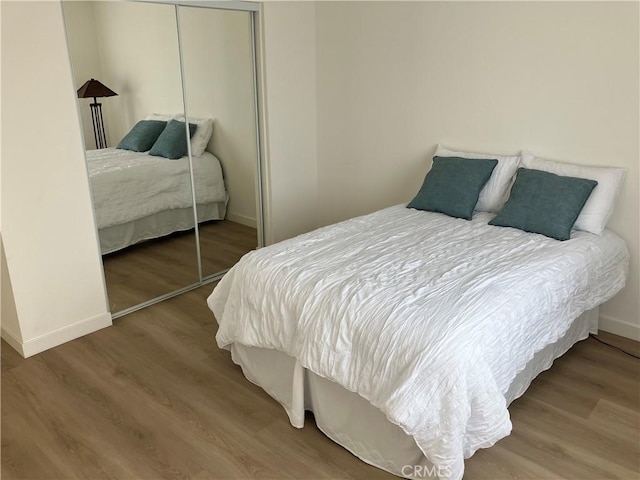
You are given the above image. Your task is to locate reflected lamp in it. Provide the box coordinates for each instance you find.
[77,78,117,149]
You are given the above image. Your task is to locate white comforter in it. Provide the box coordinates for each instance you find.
[86,148,227,229]
[208,205,629,480]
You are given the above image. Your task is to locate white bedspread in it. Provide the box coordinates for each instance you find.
[86,148,227,228]
[208,205,629,480]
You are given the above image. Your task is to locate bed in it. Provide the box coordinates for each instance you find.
[86,148,228,254]
[207,149,629,480]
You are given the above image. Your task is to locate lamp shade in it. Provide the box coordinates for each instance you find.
[77,78,117,99]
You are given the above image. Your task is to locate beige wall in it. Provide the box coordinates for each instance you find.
[1,237,22,346]
[1,1,110,357]
[179,6,258,226]
[260,1,318,244]
[313,1,639,338]
[0,5,17,344]
[91,1,184,147]
[61,0,103,150]
[64,1,183,148]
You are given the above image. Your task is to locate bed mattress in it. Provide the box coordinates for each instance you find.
[208,205,629,479]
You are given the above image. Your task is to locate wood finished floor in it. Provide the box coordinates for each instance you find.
[103,220,257,313]
[2,285,639,480]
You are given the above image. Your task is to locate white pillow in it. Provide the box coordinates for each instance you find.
[435,144,521,213]
[522,151,626,235]
[144,113,177,122]
[176,115,214,157]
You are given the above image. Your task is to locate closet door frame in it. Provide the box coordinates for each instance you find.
[139,0,259,12]
[173,0,265,287]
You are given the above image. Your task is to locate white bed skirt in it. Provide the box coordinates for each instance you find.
[100,199,228,255]
[228,308,599,479]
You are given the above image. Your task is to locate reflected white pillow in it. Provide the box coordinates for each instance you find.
[144,113,177,122]
[176,115,214,157]
[522,151,626,235]
[435,144,521,213]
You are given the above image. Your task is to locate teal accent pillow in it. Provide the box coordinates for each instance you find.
[116,120,167,152]
[149,120,197,160]
[407,156,498,220]
[489,168,598,241]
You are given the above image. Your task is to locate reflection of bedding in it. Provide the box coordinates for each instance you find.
[210,205,629,480]
[86,148,226,229]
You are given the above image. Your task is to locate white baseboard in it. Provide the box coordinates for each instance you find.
[226,212,257,229]
[598,314,640,341]
[3,312,112,358]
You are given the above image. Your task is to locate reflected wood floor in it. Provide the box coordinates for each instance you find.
[2,285,639,480]
[103,220,257,313]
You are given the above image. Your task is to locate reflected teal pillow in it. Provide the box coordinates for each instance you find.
[489,168,597,241]
[149,120,197,160]
[407,156,498,220]
[116,120,167,152]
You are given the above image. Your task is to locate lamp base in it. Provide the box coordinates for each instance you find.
[90,100,107,149]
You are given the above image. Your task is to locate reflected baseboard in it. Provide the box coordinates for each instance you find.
[225,212,256,228]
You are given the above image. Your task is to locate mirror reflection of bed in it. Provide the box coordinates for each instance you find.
[63,1,260,315]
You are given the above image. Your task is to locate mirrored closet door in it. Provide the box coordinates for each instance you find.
[62,0,263,317]
[178,5,260,279]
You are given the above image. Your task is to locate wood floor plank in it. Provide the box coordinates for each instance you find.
[506,395,639,477]
[588,399,640,445]
[2,365,144,479]
[0,339,24,374]
[523,368,600,419]
[1,400,74,480]
[464,434,559,480]
[2,283,639,480]
[595,331,640,357]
